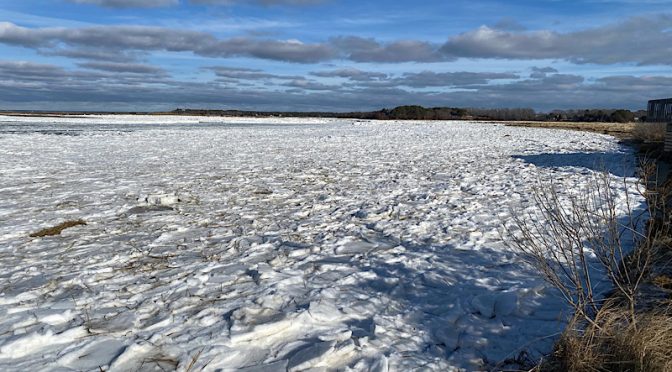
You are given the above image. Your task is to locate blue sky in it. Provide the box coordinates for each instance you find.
[0,0,670,111]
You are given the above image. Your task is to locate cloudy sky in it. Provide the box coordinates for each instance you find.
[0,0,670,112]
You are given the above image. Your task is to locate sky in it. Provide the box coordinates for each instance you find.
[0,0,670,112]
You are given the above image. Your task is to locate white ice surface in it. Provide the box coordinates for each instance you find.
[0,115,644,371]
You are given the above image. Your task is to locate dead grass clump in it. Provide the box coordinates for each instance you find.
[546,326,602,371]
[621,313,672,371]
[633,122,667,143]
[546,309,672,372]
[29,219,86,237]
[140,354,179,371]
[652,275,672,290]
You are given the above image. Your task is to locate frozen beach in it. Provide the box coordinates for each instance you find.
[0,115,642,371]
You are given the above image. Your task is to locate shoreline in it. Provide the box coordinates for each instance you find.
[1,111,637,137]
[495,120,636,139]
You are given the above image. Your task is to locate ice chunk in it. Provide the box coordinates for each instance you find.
[138,193,180,206]
[308,299,342,322]
[88,311,137,333]
[58,339,126,370]
[0,327,88,358]
[125,205,173,214]
[494,292,519,317]
[433,327,461,350]
[287,340,336,371]
[319,330,352,342]
[471,294,496,318]
[107,342,155,371]
[239,359,289,372]
[370,355,389,372]
[334,237,377,255]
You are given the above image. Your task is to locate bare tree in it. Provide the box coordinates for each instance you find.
[505,162,665,328]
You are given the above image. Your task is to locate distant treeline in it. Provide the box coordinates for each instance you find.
[171,106,646,123]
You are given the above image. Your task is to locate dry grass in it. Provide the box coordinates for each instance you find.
[544,308,672,372]
[633,122,667,143]
[652,275,672,290]
[624,313,672,371]
[499,121,636,137]
[184,348,205,372]
[140,354,179,371]
[29,219,87,237]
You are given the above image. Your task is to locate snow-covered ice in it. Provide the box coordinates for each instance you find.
[0,115,643,371]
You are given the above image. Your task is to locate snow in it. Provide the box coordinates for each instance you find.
[0,115,643,371]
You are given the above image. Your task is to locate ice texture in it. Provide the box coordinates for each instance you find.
[0,115,642,371]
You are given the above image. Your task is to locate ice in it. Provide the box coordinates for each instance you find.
[494,292,519,317]
[0,327,88,358]
[57,339,126,370]
[0,115,643,370]
[287,340,336,370]
[433,326,461,351]
[239,359,289,372]
[471,294,497,318]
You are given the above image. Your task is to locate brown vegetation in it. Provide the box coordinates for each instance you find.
[502,121,636,138]
[546,307,672,372]
[652,275,672,290]
[632,122,667,143]
[29,219,87,237]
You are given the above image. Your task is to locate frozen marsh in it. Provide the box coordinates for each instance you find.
[0,115,643,371]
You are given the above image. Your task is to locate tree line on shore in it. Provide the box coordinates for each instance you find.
[171,106,646,123]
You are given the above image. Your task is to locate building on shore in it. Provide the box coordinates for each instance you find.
[648,98,672,122]
[648,98,672,153]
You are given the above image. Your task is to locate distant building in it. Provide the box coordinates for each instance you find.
[648,98,672,122]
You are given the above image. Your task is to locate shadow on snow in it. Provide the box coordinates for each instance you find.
[512,152,636,178]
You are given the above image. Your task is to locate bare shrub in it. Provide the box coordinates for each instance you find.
[506,169,652,327]
[506,159,672,370]
[633,122,667,143]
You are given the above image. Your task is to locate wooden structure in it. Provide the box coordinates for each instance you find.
[648,98,672,123]
[648,98,672,152]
